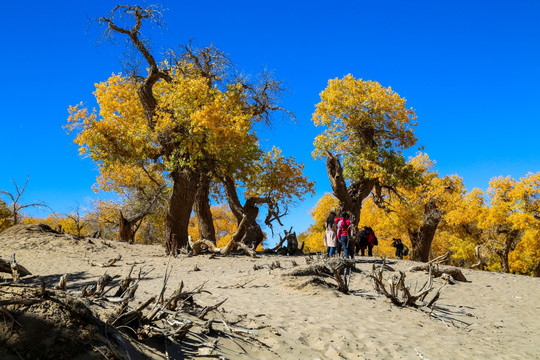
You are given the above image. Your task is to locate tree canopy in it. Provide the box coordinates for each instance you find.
[312,74,419,223]
[66,5,313,253]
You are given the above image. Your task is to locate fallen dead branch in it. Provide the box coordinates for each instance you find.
[188,236,258,258]
[408,263,467,282]
[284,257,355,293]
[87,254,122,267]
[0,253,32,281]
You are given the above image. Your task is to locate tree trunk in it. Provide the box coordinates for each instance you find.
[494,228,523,273]
[12,205,18,225]
[118,211,133,242]
[117,209,148,243]
[496,248,511,273]
[325,154,376,224]
[194,173,216,243]
[408,199,443,262]
[241,199,265,249]
[532,261,540,277]
[222,176,264,249]
[164,169,199,255]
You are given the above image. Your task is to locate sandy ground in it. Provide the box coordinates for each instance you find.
[1,224,539,359]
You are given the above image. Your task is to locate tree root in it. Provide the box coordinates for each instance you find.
[369,258,443,307]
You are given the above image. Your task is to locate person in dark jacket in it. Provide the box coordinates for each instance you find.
[358,226,377,256]
[392,238,404,260]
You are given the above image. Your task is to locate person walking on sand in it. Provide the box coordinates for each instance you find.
[347,215,358,259]
[323,212,338,256]
[335,211,351,258]
[358,226,378,256]
[366,226,378,256]
[392,238,404,260]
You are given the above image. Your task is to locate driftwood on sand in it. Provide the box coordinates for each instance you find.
[0,253,32,281]
[189,226,304,258]
[369,258,447,308]
[0,259,274,359]
[188,216,258,257]
[284,256,355,293]
[407,253,468,282]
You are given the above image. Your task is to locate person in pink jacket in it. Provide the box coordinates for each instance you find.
[335,211,351,258]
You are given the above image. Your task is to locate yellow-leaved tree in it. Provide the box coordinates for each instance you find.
[68,6,313,253]
[477,173,540,273]
[442,188,487,268]
[67,6,308,253]
[361,153,465,262]
[312,74,419,226]
[392,154,465,262]
[0,199,11,232]
[222,147,314,249]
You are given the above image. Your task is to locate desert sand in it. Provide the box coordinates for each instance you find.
[1,224,539,360]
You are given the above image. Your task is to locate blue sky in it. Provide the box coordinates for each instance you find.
[1,0,539,243]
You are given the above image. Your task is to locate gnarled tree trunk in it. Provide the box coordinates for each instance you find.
[532,261,540,277]
[326,154,376,225]
[194,172,216,243]
[493,228,523,273]
[118,210,146,243]
[222,176,265,249]
[408,199,443,262]
[164,169,199,255]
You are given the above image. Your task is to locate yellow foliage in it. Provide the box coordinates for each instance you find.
[244,147,315,205]
[0,199,11,232]
[22,213,90,237]
[312,74,417,182]
[477,172,540,273]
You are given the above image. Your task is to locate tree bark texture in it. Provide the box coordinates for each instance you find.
[118,211,133,242]
[222,176,264,249]
[408,199,443,262]
[194,173,216,243]
[325,154,377,224]
[164,169,199,255]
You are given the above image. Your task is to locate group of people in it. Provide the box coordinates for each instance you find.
[323,210,409,260]
[323,211,378,259]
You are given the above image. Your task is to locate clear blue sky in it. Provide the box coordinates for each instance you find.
[1,0,539,243]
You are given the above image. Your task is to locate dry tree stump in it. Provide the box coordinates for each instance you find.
[0,253,32,281]
[369,259,444,307]
[284,257,355,293]
[407,263,468,282]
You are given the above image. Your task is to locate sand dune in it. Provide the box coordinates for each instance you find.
[1,224,539,359]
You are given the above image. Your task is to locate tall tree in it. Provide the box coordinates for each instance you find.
[312,74,418,224]
[68,5,304,253]
[478,173,540,273]
[387,154,465,262]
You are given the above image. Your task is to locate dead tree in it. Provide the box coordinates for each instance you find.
[0,253,32,281]
[66,204,89,237]
[0,177,50,225]
[370,259,441,307]
[407,253,467,282]
[284,257,355,293]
